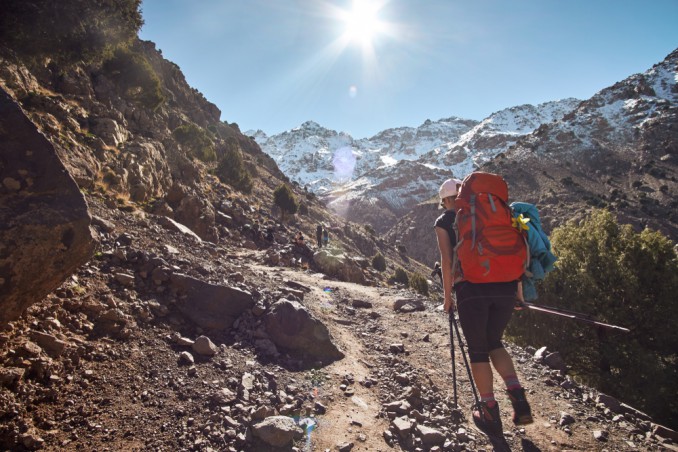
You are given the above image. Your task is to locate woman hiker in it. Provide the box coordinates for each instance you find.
[434,177,533,435]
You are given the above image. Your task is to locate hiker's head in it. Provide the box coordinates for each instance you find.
[439,178,462,209]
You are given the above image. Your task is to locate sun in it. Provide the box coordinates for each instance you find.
[340,1,385,46]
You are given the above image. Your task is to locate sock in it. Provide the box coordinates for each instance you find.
[480,392,496,407]
[503,374,521,391]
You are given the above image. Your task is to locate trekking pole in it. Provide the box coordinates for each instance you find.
[448,311,480,404]
[433,263,476,408]
[517,301,630,332]
[433,264,458,407]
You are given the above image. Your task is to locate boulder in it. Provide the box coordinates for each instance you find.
[170,273,254,330]
[0,88,94,324]
[174,194,218,242]
[544,351,568,372]
[158,216,202,242]
[192,335,219,356]
[393,298,425,313]
[596,393,622,413]
[416,424,446,447]
[652,423,678,442]
[251,416,304,447]
[264,299,344,363]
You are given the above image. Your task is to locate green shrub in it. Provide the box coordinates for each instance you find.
[172,123,216,162]
[409,273,428,296]
[103,46,165,110]
[0,0,143,65]
[372,253,386,272]
[216,138,252,193]
[507,209,678,428]
[273,184,298,221]
[298,203,308,215]
[389,267,409,285]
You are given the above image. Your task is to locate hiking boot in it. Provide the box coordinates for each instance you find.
[472,401,503,438]
[472,402,512,452]
[507,387,533,425]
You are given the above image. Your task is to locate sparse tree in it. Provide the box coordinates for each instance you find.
[409,272,429,296]
[172,123,215,161]
[372,253,386,272]
[507,209,678,428]
[0,0,144,65]
[273,184,298,221]
[216,137,252,193]
[389,267,409,286]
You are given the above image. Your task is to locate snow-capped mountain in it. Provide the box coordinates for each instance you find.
[248,116,478,194]
[248,99,581,231]
[419,99,582,176]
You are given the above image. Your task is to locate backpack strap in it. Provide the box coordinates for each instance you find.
[452,214,464,283]
[488,193,497,212]
[470,195,477,250]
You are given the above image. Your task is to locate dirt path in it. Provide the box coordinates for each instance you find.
[252,264,650,452]
[0,242,664,451]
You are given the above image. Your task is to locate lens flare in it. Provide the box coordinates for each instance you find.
[332,146,357,182]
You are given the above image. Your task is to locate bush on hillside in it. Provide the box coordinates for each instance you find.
[298,203,308,216]
[507,209,678,428]
[389,267,409,286]
[273,184,298,221]
[103,46,165,110]
[172,123,216,162]
[409,272,428,296]
[0,0,143,65]
[372,253,386,272]
[216,137,252,193]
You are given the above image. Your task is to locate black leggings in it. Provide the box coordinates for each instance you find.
[455,281,518,363]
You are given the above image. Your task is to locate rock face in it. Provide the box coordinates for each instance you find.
[170,273,255,330]
[264,299,344,363]
[0,88,94,324]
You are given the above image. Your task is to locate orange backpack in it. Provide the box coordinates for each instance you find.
[453,172,528,283]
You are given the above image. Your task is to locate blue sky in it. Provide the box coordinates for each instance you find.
[139,0,678,139]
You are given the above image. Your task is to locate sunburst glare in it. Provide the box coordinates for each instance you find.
[341,1,385,46]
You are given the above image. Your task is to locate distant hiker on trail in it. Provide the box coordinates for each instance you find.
[292,231,313,259]
[434,174,533,444]
[322,227,329,247]
[316,224,323,248]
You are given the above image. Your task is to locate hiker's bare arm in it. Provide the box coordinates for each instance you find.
[515,281,525,309]
[435,227,455,312]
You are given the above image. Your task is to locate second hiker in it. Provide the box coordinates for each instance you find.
[316,223,323,248]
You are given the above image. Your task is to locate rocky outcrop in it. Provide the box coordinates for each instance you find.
[170,273,255,330]
[264,299,344,363]
[0,88,94,324]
